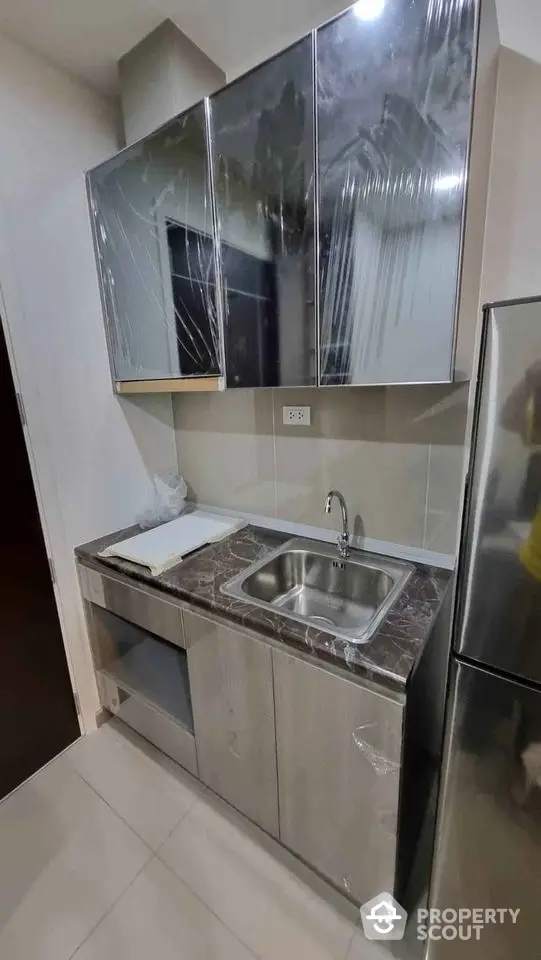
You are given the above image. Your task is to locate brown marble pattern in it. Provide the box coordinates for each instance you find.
[76,524,451,695]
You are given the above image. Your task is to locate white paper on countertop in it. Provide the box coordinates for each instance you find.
[98,510,246,576]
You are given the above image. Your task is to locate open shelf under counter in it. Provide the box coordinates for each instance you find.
[91,602,194,735]
[98,670,198,777]
[98,638,193,733]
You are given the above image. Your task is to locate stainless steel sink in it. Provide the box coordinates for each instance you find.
[221,538,412,644]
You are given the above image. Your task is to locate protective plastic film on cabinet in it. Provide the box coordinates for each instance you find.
[87,103,222,384]
[317,0,477,386]
[272,647,404,905]
[209,35,316,388]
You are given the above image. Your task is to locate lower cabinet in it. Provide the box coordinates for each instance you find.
[272,648,404,904]
[81,558,406,904]
[184,610,279,837]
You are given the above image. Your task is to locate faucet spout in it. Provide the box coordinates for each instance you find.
[324,490,350,558]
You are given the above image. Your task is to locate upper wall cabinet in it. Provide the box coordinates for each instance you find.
[209,37,316,388]
[317,0,476,386]
[88,0,493,391]
[88,104,221,385]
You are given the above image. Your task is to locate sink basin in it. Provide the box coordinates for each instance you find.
[221,538,412,644]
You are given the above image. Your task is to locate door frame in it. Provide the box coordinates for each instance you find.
[0,214,85,734]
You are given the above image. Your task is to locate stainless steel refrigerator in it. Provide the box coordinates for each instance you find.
[427,298,541,958]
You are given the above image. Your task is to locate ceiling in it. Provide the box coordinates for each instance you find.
[0,0,537,97]
[0,0,348,95]
[496,0,541,67]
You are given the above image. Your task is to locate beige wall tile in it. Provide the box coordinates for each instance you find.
[272,388,429,547]
[274,432,428,546]
[425,443,467,554]
[273,386,386,441]
[423,387,468,554]
[173,391,276,516]
[389,385,468,554]
[173,384,467,553]
[384,384,468,446]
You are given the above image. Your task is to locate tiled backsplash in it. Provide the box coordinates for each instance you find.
[173,385,468,556]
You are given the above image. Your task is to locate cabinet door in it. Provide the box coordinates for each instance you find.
[209,36,316,388]
[88,103,220,381]
[273,649,403,903]
[317,1,476,385]
[184,610,279,836]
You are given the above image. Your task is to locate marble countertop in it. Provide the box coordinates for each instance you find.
[76,523,452,695]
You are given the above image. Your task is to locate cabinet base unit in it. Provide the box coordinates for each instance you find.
[79,558,416,907]
[184,610,279,838]
[80,564,198,779]
[272,648,404,905]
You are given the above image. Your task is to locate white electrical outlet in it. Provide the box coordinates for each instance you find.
[282,405,311,426]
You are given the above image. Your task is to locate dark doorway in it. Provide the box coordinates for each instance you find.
[0,319,80,800]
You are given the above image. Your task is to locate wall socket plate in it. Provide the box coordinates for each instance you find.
[282,405,311,426]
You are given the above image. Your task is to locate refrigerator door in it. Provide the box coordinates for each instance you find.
[456,298,541,683]
[427,659,541,958]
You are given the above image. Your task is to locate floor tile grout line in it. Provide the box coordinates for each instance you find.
[68,766,155,853]
[157,854,262,960]
[70,732,357,958]
[66,852,153,960]
[344,924,357,960]
[158,855,355,960]
[156,785,209,848]
[155,791,358,960]
[67,735,207,850]
[153,785,209,857]
[72,763,206,852]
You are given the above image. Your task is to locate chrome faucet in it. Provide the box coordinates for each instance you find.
[324,490,350,559]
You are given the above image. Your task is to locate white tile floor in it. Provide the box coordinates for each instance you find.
[0,720,408,960]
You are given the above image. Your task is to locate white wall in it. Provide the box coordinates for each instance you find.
[119,19,225,144]
[0,31,177,731]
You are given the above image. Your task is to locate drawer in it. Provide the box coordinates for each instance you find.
[80,564,184,648]
[98,673,198,778]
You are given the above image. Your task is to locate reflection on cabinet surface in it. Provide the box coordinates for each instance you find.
[184,610,279,836]
[317,0,476,386]
[273,648,404,904]
[210,36,316,388]
[87,0,493,391]
[88,103,220,383]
